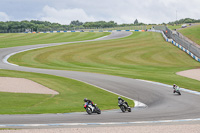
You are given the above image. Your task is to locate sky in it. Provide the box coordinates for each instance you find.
[0,0,200,25]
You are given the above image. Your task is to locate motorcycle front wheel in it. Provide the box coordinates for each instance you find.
[96,107,101,114]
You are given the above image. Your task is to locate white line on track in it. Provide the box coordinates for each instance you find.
[1,118,200,127]
[3,46,50,66]
[3,52,19,66]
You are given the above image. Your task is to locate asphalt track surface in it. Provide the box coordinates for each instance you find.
[0,31,200,128]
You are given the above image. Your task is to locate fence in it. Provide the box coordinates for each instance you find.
[154,26,200,58]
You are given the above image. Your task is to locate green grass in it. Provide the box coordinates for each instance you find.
[179,25,200,45]
[9,32,200,92]
[0,69,134,114]
[0,32,110,48]
[0,128,18,130]
[167,24,182,30]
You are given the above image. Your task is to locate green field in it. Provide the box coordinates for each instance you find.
[9,32,200,92]
[0,32,110,48]
[0,69,134,114]
[167,24,182,30]
[179,25,200,45]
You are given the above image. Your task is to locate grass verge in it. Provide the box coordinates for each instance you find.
[178,25,200,45]
[167,24,182,30]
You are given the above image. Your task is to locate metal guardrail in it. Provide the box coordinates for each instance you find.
[154,26,200,58]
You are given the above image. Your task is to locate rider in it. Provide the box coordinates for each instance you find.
[118,97,130,108]
[173,84,179,93]
[84,98,95,106]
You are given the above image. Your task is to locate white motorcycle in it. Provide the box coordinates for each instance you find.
[173,87,181,95]
[83,102,101,115]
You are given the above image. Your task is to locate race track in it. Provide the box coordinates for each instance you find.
[0,31,200,128]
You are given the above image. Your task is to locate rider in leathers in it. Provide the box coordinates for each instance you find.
[84,98,95,106]
[173,84,179,93]
[118,97,130,108]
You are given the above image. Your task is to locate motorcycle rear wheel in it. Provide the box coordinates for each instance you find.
[86,107,92,115]
[120,106,126,112]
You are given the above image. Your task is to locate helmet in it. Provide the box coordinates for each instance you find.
[118,97,121,100]
[173,84,176,87]
[84,98,87,102]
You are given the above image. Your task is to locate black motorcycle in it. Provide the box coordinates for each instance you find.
[84,102,101,115]
[118,101,131,112]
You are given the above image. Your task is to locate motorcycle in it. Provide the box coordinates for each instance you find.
[84,102,101,115]
[118,101,131,112]
[173,87,181,95]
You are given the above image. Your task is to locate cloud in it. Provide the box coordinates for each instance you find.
[1,0,200,24]
[39,2,200,25]
[40,5,96,24]
[0,12,10,21]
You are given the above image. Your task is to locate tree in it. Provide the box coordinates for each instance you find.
[134,19,138,25]
[70,20,83,26]
[83,21,118,28]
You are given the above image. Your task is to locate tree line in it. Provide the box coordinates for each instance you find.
[0,19,145,33]
[168,18,200,25]
[1,18,198,33]
[0,20,69,33]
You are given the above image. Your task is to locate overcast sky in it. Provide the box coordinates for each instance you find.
[0,0,200,24]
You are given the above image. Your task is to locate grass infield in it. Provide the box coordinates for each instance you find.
[0,32,110,48]
[0,69,134,114]
[9,32,200,92]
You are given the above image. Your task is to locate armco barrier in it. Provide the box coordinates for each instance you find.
[149,28,199,63]
[160,31,200,63]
